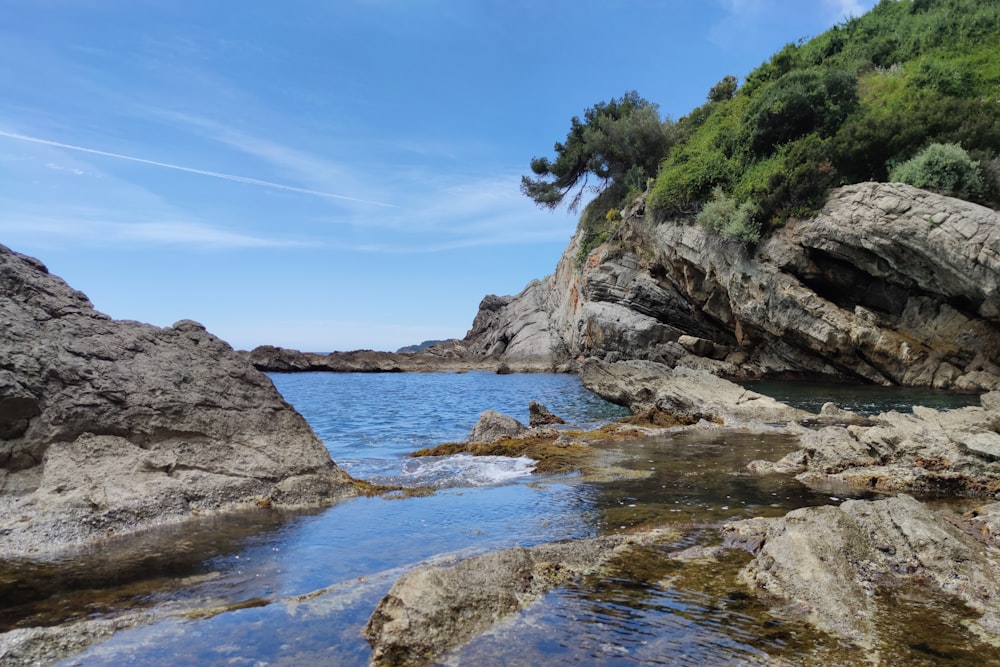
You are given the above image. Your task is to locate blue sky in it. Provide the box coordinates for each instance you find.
[0,0,876,352]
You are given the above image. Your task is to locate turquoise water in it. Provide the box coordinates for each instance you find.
[19,372,990,666]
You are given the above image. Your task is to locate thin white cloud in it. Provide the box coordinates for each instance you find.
[823,0,872,20]
[712,0,876,48]
[0,130,395,207]
[310,170,578,251]
[0,209,309,250]
[45,162,85,175]
[145,109,395,210]
[119,221,310,248]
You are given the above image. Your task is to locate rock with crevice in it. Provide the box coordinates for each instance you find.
[753,392,1000,496]
[723,495,1000,654]
[0,244,357,558]
[458,183,1000,390]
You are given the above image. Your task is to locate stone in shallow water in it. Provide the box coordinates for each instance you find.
[467,409,528,443]
[528,401,566,427]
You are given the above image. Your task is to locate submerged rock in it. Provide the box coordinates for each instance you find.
[363,530,676,666]
[0,244,357,558]
[723,495,1000,655]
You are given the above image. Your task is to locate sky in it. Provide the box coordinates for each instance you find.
[0,0,877,352]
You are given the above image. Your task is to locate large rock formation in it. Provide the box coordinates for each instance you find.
[0,244,357,558]
[461,183,1000,390]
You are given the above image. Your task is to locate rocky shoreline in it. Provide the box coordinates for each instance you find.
[389,183,1000,392]
[360,361,1000,665]
[243,343,567,375]
[5,179,1000,666]
[246,184,1000,391]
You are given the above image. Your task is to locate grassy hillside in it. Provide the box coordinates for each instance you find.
[643,0,1000,241]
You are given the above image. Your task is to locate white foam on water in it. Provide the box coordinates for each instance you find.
[360,454,536,489]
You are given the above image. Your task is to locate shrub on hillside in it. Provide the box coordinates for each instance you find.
[742,68,858,158]
[889,142,985,200]
[696,188,761,244]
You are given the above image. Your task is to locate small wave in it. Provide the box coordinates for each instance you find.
[358,454,536,489]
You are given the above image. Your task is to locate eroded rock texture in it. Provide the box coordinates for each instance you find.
[461,183,1000,389]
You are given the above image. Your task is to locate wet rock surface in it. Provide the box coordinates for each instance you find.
[0,244,357,559]
[363,530,676,666]
[753,391,1000,496]
[723,495,1000,656]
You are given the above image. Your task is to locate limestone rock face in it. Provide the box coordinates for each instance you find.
[0,244,356,557]
[460,183,1000,389]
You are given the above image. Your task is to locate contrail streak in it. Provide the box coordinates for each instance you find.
[0,130,395,207]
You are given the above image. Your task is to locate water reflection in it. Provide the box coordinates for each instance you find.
[447,545,867,667]
[589,430,879,531]
[741,380,982,416]
[0,508,316,632]
[5,374,992,666]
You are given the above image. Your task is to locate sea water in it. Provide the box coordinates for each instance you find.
[9,372,987,666]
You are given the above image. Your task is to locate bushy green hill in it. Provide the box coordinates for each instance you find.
[647,0,1000,239]
[522,0,1000,259]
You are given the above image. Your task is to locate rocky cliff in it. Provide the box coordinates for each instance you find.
[0,244,357,558]
[462,182,1000,390]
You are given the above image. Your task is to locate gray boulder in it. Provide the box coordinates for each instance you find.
[578,358,811,424]
[0,244,357,558]
[723,495,1000,653]
[467,410,527,444]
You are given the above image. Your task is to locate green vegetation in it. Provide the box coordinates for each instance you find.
[696,187,761,243]
[524,0,1000,258]
[890,142,985,200]
[520,91,678,260]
